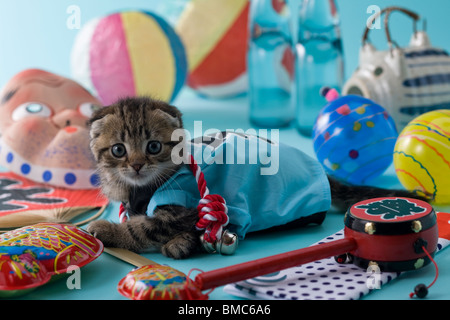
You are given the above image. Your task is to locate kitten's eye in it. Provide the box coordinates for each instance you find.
[11,102,52,121]
[111,144,127,158]
[147,141,162,155]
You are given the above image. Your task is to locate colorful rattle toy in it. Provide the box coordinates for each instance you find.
[0,223,103,297]
[114,197,439,300]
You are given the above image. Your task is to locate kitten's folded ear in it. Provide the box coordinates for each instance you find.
[88,105,116,126]
[89,105,116,140]
[155,103,183,129]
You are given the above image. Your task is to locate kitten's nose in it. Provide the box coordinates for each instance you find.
[131,163,144,173]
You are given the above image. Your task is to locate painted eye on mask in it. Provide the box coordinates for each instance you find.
[79,102,102,118]
[11,102,52,121]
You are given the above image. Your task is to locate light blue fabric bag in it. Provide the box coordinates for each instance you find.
[147,132,331,239]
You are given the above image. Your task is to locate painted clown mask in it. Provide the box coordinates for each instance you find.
[0,69,102,189]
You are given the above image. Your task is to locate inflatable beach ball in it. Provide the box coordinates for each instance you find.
[71,11,187,105]
[176,0,249,98]
[394,110,450,204]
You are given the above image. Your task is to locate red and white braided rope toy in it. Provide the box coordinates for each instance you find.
[188,154,229,243]
[119,154,229,244]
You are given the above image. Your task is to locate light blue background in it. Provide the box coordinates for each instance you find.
[0,0,449,301]
[1,0,450,88]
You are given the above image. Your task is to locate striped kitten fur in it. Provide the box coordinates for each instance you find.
[87,97,427,259]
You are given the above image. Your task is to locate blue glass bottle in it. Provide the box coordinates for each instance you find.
[248,0,296,128]
[295,0,344,136]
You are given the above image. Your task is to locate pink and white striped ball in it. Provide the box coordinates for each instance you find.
[71,11,187,105]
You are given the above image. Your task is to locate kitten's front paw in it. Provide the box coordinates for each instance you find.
[87,220,118,247]
[161,233,198,259]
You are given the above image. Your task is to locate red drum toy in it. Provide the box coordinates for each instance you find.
[116,197,440,300]
[195,198,437,288]
[341,197,438,271]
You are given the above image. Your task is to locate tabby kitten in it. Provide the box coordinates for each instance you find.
[87,97,201,259]
[87,96,427,259]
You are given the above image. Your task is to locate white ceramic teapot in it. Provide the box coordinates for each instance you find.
[343,6,450,131]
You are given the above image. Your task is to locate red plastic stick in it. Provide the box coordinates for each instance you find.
[195,237,357,290]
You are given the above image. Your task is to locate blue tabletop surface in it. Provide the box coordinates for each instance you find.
[10,89,449,301]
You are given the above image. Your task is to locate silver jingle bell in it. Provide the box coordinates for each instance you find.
[200,229,238,255]
[200,234,217,254]
[217,230,238,255]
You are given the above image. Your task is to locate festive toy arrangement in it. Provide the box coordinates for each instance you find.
[0,198,446,300]
[313,88,398,185]
[0,223,103,297]
[111,197,445,300]
[343,6,450,131]
[0,1,448,302]
[175,0,249,98]
[71,10,187,105]
[394,109,450,204]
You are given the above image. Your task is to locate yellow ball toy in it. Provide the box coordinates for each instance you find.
[394,110,450,204]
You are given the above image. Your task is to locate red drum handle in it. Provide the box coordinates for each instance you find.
[195,237,357,290]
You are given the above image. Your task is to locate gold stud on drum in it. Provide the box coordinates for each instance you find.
[414,258,425,269]
[412,220,422,233]
[365,222,376,235]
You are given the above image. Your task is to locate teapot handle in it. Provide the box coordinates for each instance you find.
[362,6,420,48]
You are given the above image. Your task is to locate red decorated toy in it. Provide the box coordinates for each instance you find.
[118,265,205,300]
[0,223,103,297]
[114,197,443,300]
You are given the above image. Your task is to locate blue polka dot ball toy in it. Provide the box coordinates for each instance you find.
[313,88,398,185]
